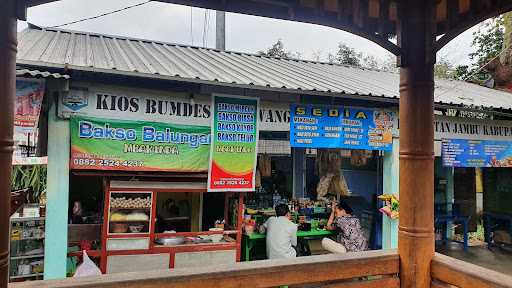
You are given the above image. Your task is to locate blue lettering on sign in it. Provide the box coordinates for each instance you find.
[289,104,394,151]
[143,126,156,141]
[78,120,137,141]
[142,126,210,148]
[79,121,93,138]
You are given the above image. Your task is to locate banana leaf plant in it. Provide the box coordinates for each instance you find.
[10,165,47,203]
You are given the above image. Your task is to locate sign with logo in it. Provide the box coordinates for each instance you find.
[290,104,394,150]
[62,89,88,111]
[442,139,512,167]
[70,116,210,172]
[208,95,259,192]
[15,78,45,133]
[58,88,289,131]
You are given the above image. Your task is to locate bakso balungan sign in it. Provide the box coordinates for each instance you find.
[70,116,210,172]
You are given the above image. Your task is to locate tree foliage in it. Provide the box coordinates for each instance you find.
[258,39,293,59]
[259,40,396,71]
[11,165,47,203]
[334,43,362,66]
[468,16,505,82]
[434,56,455,79]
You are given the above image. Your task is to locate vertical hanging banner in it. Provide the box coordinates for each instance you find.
[208,95,259,192]
[15,78,45,133]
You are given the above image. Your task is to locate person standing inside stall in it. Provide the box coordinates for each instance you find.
[262,204,298,259]
[322,200,367,253]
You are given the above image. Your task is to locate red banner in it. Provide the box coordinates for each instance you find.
[15,78,45,133]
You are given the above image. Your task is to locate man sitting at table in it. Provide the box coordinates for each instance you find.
[262,204,298,259]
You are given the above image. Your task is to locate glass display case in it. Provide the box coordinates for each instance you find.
[9,215,45,282]
[107,191,152,235]
[105,191,154,252]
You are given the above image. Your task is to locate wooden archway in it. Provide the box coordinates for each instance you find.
[2,1,512,287]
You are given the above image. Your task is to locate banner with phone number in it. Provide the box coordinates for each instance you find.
[442,138,512,167]
[290,104,394,150]
[208,95,259,192]
[70,116,210,172]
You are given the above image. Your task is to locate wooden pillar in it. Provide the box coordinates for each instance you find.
[0,0,17,286]
[397,1,436,287]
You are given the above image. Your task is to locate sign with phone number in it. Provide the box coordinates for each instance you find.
[72,158,145,168]
[442,138,512,167]
[70,116,211,172]
[290,104,394,150]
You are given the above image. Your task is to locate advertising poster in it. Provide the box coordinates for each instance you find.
[290,104,394,150]
[15,78,45,133]
[70,116,211,172]
[442,139,512,167]
[208,95,259,192]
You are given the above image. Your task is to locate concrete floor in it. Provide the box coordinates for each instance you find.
[436,242,512,276]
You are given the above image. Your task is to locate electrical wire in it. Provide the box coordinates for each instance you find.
[47,1,151,28]
[190,7,194,45]
[202,9,208,47]
[205,10,211,47]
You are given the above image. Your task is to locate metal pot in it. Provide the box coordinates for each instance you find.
[155,236,185,246]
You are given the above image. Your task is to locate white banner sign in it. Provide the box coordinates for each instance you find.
[58,86,512,141]
[12,157,47,166]
[433,115,512,141]
[58,88,290,131]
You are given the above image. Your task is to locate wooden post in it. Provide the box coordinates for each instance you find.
[397,1,436,287]
[0,0,16,286]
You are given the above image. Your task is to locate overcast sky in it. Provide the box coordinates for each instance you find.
[18,0,479,66]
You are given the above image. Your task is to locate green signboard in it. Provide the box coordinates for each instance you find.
[70,116,210,172]
[208,95,259,192]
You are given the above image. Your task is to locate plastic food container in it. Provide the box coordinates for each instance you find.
[129,224,144,233]
[111,223,128,233]
[155,237,185,246]
[209,234,223,243]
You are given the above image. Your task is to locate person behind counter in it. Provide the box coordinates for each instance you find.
[322,200,367,253]
[261,204,298,259]
[70,201,83,224]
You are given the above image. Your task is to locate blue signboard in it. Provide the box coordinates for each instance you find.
[290,104,394,150]
[442,139,512,167]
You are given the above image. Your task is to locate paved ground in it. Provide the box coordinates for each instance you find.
[436,242,512,275]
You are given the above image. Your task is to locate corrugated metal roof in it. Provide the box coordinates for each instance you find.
[16,68,70,79]
[16,27,512,110]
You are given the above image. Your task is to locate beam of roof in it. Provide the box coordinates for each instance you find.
[154,0,401,55]
[25,0,61,7]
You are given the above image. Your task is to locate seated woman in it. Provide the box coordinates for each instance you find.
[322,200,367,253]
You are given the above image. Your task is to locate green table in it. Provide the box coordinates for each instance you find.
[242,229,335,261]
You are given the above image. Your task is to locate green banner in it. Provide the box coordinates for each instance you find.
[208,95,259,192]
[70,116,210,172]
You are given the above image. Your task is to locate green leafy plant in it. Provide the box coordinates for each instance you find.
[10,165,47,203]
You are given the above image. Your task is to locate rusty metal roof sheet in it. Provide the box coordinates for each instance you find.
[16,27,512,110]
